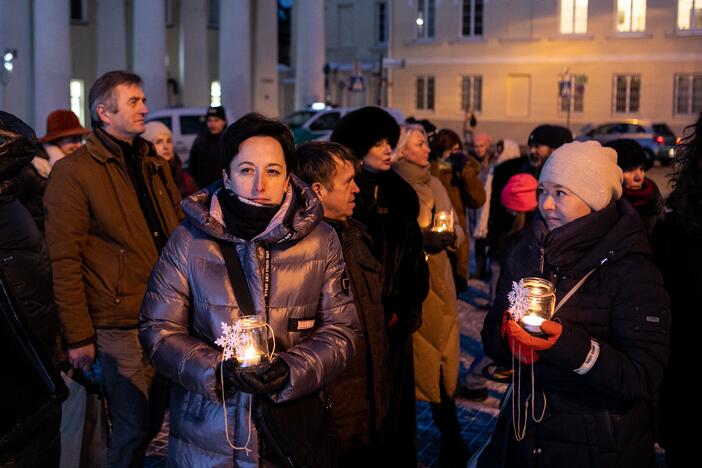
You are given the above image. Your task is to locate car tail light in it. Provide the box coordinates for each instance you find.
[654,135,664,144]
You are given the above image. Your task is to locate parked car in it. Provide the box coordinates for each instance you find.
[576,119,677,165]
[146,107,234,165]
[283,106,405,144]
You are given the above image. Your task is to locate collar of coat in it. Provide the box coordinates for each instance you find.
[86,128,152,163]
[529,198,652,273]
[182,174,323,245]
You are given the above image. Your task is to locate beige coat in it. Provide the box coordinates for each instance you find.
[393,158,464,403]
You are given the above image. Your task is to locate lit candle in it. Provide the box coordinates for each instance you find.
[520,313,545,333]
[432,211,453,232]
[237,343,262,367]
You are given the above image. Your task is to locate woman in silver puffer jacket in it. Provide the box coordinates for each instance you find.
[139,113,360,467]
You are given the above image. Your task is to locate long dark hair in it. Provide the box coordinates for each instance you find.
[429,129,462,161]
[667,113,702,234]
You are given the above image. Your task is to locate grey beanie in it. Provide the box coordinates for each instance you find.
[539,140,623,211]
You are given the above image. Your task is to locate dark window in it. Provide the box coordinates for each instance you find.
[461,76,482,112]
[417,78,425,109]
[613,75,641,114]
[462,0,484,36]
[208,0,220,28]
[674,74,702,114]
[427,77,435,110]
[71,0,87,22]
[283,111,317,129]
[180,115,206,135]
[310,112,341,131]
[376,2,388,44]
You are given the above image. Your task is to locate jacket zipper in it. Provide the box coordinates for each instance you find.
[539,247,545,274]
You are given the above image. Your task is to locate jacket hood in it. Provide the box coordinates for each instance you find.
[181,174,322,245]
[533,198,651,272]
[497,139,521,165]
[0,111,39,183]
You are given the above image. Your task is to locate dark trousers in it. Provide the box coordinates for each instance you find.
[96,329,168,468]
[474,238,489,278]
[430,372,469,468]
[382,334,417,468]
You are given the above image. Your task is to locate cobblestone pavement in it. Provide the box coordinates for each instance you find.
[145,278,506,467]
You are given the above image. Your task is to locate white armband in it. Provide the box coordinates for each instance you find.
[573,339,600,375]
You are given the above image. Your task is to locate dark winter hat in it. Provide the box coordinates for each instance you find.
[604,138,652,171]
[0,111,39,181]
[528,124,573,149]
[206,106,227,121]
[330,106,400,159]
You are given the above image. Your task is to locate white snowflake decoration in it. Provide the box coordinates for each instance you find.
[507,279,530,321]
[214,321,254,361]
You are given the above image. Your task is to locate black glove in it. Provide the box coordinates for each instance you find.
[219,357,290,398]
[423,230,455,254]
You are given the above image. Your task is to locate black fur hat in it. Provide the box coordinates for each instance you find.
[330,107,400,159]
[605,138,652,171]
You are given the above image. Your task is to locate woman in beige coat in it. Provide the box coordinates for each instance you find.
[392,124,469,467]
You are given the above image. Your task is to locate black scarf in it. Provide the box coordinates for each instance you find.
[218,188,280,241]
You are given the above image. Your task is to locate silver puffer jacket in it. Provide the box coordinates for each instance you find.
[139,176,360,467]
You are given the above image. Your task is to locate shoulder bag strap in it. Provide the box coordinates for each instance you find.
[219,241,256,317]
[554,268,597,313]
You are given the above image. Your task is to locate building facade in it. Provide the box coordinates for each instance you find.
[386,0,702,142]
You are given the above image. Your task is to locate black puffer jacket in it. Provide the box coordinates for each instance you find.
[353,168,429,336]
[327,218,390,454]
[480,199,670,468]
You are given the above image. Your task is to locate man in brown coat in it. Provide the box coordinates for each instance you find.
[44,71,183,468]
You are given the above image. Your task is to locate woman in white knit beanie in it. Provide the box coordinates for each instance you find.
[477,140,670,468]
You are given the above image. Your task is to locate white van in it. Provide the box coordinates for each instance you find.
[146,107,234,164]
[282,106,405,144]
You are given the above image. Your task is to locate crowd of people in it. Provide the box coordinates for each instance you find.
[1,68,698,468]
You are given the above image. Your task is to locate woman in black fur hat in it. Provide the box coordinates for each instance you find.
[331,107,429,467]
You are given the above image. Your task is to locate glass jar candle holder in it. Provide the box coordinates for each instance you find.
[233,316,271,369]
[518,277,556,335]
[432,210,453,232]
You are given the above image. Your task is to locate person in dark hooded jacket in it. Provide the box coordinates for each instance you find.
[0,111,67,467]
[331,106,429,467]
[479,141,670,468]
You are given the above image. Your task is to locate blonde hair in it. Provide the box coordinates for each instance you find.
[393,123,428,161]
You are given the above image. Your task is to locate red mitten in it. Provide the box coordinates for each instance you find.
[505,320,563,364]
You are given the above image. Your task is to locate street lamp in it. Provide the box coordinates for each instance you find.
[1,49,17,87]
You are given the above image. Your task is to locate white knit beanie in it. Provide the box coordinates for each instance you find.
[539,140,623,211]
[142,121,172,143]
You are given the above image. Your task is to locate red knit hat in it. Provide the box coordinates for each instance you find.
[501,173,538,212]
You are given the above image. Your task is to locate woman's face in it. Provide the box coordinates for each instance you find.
[623,166,645,190]
[538,181,592,231]
[441,143,461,159]
[224,136,289,205]
[402,130,431,167]
[362,138,393,172]
[151,131,174,161]
[54,135,83,156]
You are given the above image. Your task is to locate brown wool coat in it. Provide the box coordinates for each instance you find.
[44,129,183,347]
[430,156,486,280]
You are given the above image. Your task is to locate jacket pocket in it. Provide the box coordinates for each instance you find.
[633,305,668,334]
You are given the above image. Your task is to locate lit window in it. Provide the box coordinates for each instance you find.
[462,0,484,37]
[559,74,587,113]
[210,81,221,107]
[677,0,702,31]
[617,0,646,33]
[376,2,388,44]
[560,0,588,34]
[612,75,641,114]
[70,79,85,125]
[461,76,482,112]
[674,74,702,114]
[416,76,435,111]
[416,0,435,39]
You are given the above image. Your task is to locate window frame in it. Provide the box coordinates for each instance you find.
[559,0,589,35]
[558,74,586,114]
[460,75,483,113]
[615,0,647,33]
[676,0,702,32]
[612,74,642,114]
[461,0,484,38]
[673,73,702,115]
[416,0,436,40]
[416,76,436,111]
